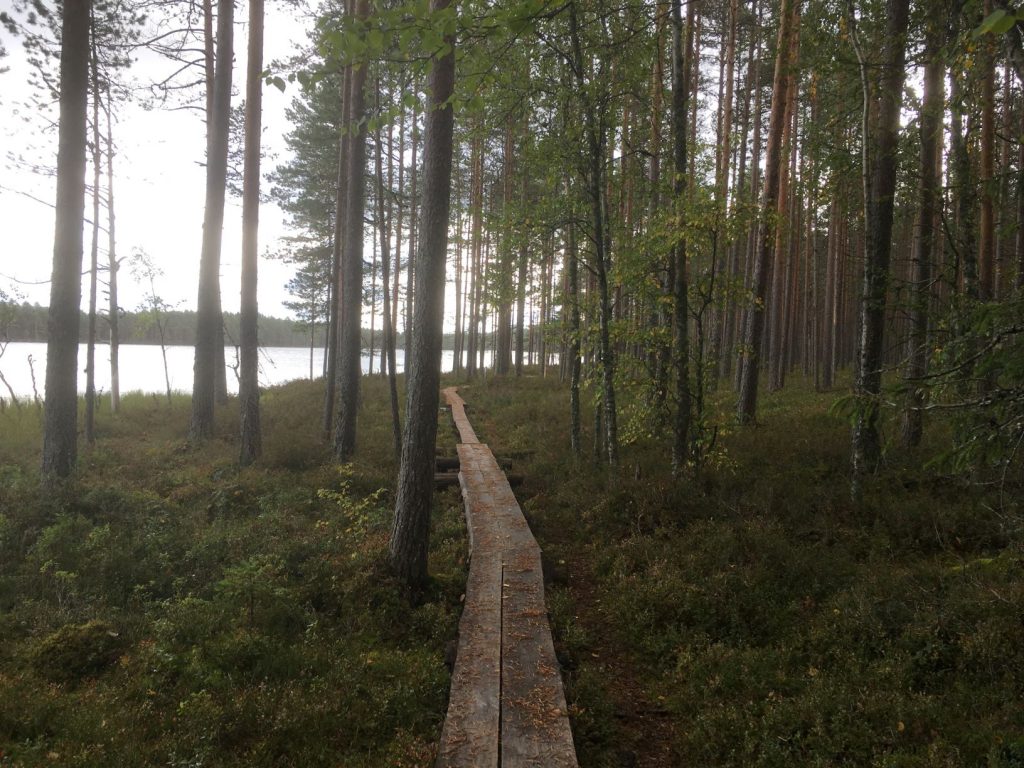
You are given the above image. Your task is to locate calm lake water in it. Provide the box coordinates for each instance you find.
[0,343,488,400]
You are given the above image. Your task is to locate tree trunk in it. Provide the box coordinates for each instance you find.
[405,97,420,361]
[42,0,91,479]
[85,16,101,446]
[104,85,119,414]
[670,0,696,471]
[324,53,354,437]
[239,0,264,466]
[389,2,456,590]
[190,0,233,441]
[515,171,528,376]
[735,0,764,392]
[899,20,942,448]
[567,213,582,456]
[736,0,799,425]
[570,0,618,466]
[334,0,370,461]
[979,0,996,301]
[851,0,911,490]
[376,75,402,459]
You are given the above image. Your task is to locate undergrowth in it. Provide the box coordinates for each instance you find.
[0,376,466,767]
[461,371,1024,768]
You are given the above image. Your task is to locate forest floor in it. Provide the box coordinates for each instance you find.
[0,372,1021,767]
[459,373,1024,768]
[0,378,466,767]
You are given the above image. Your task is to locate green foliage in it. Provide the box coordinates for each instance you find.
[29,620,124,683]
[463,374,1024,767]
[0,377,463,766]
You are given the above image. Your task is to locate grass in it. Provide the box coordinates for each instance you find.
[4,369,1022,767]
[457,371,1024,767]
[0,376,466,767]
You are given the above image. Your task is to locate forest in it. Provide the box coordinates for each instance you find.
[1,0,1024,764]
[0,303,326,347]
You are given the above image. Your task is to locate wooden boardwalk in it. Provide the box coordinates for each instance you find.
[437,387,578,768]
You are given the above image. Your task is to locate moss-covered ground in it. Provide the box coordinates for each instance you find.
[2,372,1022,767]
[0,378,466,767]
[459,373,1024,768]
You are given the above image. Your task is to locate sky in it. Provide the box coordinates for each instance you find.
[0,0,316,319]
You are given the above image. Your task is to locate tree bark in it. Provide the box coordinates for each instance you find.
[899,20,942,448]
[85,14,101,446]
[104,85,119,414]
[42,0,91,479]
[239,0,264,466]
[376,75,402,459]
[979,0,996,301]
[334,0,371,461]
[851,0,911,490]
[736,0,799,425]
[389,2,455,590]
[324,48,354,437]
[669,0,696,471]
[190,0,233,441]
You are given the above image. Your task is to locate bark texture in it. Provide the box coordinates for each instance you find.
[736,0,799,425]
[389,3,456,590]
[851,0,911,487]
[190,0,233,441]
[42,0,92,479]
[239,0,264,466]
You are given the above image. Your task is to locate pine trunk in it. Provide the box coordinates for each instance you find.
[239,0,264,466]
[43,0,91,479]
[389,2,456,590]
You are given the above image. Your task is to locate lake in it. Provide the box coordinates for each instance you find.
[0,342,491,401]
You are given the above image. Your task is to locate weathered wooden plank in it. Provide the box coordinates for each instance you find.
[443,386,479,444]
[440,388,578,768]
[435,550,501,767]
[500,540,577,767]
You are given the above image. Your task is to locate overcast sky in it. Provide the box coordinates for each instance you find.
[0,0,315,319]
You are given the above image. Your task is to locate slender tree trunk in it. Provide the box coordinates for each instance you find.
[670,0,696,471]
[239,0,264,466]
[736,0,764,392]
[721,0,752,382]
[709,0,737,381]
[515,170,528,376]
[389,1,455,590]
[997,65,1012,297]
[190,0,233,441]
[334,0,370,461]
[768,48,798,393]
[369,234,377,376]
[899,21,942,448]
[405,97,420,361]
[376,75,402,459]
[453,168,464,375]
[570,0,618,466]
[104,86,119,414]
[736,0,799,425]
[42,0,91,479]
[851,0,911,492]
[1017,92,1024,292]
[979,0,996,301]
[951,67,978,299]
[394,96,405,362]
[324,55,354,437]
[467,134,483,376]
[85,17,101,446]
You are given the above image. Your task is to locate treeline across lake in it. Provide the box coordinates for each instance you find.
[1,302,476,353]
[1,303,325,348]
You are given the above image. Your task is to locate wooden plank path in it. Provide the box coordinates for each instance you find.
[437,387,578,768]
